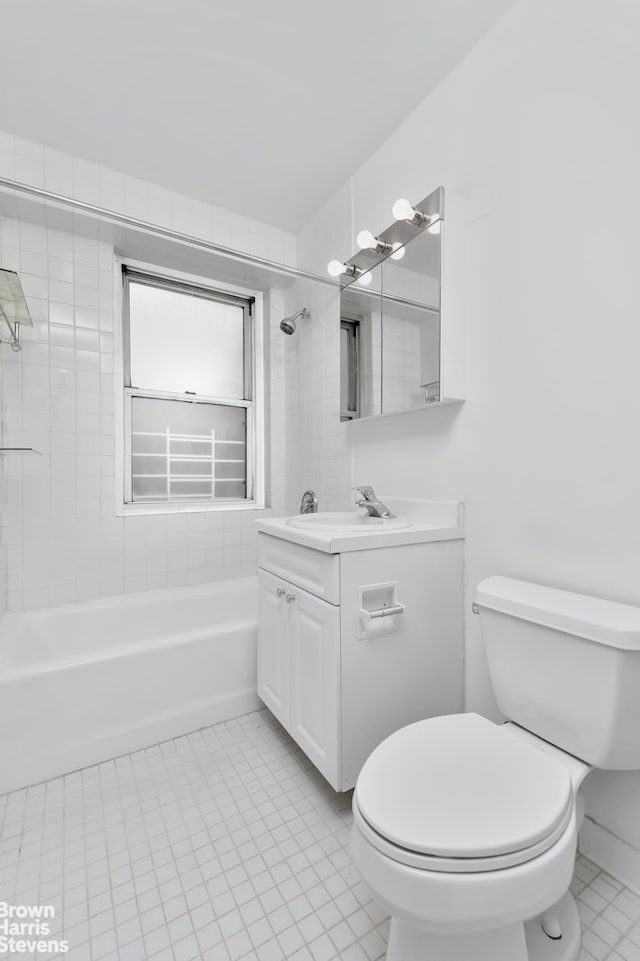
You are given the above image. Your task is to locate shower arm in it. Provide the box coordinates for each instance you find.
[0,304,21,351]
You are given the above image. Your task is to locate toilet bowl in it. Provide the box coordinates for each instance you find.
[350,576,640,961]
[351,713,590,961]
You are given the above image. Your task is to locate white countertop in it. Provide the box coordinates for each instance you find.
[255,498,464,554]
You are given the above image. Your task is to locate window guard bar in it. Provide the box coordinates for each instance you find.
[130,426,246,502]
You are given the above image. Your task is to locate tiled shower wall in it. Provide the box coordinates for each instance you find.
[282,279,350,516]
[0,130,354,613]
[0,216,292,613]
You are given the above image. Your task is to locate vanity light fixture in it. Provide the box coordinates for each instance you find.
[330,185,442,288]
[392,197,441,234]
[327,260,373,285]
[392,197,428,226]
[327,259,359,278]
[356,230,392,255]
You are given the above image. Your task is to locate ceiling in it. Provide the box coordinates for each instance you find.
[0,0,519,232]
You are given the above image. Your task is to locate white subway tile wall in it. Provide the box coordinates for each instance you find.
[0,128,361,611]
[0,129,365,613]
[0,215,284,612]
[265,288,290,519]
[282,280,350,517]
[381,315,423,413]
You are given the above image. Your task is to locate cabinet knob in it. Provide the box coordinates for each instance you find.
[276,587,285,597]
[286,593,296,603]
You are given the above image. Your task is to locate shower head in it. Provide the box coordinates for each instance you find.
[280,307,310,335]
[280,316,297,335]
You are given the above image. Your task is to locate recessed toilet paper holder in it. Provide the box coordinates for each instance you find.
[362,603,405,619]
[358,582,405,638]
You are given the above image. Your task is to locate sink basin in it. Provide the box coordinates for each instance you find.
[287,512,411,532]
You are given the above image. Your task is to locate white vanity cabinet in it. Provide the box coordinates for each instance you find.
[257,569,340,785]
[256,505,464,792]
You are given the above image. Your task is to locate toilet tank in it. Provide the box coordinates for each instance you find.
[475,576,640,769]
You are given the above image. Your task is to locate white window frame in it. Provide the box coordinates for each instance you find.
[114,257,265,515]
[340,316,360,421]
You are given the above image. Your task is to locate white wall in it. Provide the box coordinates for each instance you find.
[0,131,295,266]
[0,135,297,612]
[298,0,640,866]
[282,278,350,515]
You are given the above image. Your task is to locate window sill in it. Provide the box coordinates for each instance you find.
[116,500,266,517]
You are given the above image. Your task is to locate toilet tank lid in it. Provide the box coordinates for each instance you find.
[475,576,640,650]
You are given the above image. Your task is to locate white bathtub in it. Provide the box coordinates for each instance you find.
[0,576,259,795]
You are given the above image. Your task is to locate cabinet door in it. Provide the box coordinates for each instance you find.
[288,585,340,789]
[257,569,289,728]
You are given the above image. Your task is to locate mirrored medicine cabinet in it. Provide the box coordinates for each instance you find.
[339,185,444,421]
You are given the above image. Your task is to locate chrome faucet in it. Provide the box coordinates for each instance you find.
[353,486,396,519]
[299,489,318,514]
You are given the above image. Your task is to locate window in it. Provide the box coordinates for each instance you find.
[120,265,262,510]
[340,318,360,421]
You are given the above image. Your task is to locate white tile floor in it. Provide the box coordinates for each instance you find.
[0,709,638,961]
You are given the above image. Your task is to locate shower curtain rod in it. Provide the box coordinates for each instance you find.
[0,177,439,314]
[0,176,335,287]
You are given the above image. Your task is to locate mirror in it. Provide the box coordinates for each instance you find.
[340,186,442,421]
[341,265,382,419]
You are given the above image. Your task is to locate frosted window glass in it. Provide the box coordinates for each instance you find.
[129,281,245,398]
[131,395,246,502]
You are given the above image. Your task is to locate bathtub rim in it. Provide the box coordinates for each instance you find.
[0,575,258,679]
[0,616,258,681]
[5,573,258,621]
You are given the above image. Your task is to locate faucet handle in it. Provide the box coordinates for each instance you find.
[353,485,377,501]
[353,488,396,519]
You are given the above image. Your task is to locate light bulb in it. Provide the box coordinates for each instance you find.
[327,259,347,277]
[357,271,372,287]
[390,243,405,261]
[356,229,377,250]
[392,198,415,222]
[427,219,441,235]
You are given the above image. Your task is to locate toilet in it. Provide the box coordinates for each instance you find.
[351,575,640,961]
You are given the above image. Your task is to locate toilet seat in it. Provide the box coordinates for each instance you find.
[353,713,574,874]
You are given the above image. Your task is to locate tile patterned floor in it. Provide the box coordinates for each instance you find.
[0,709,638,961]
[573,861,640,961]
